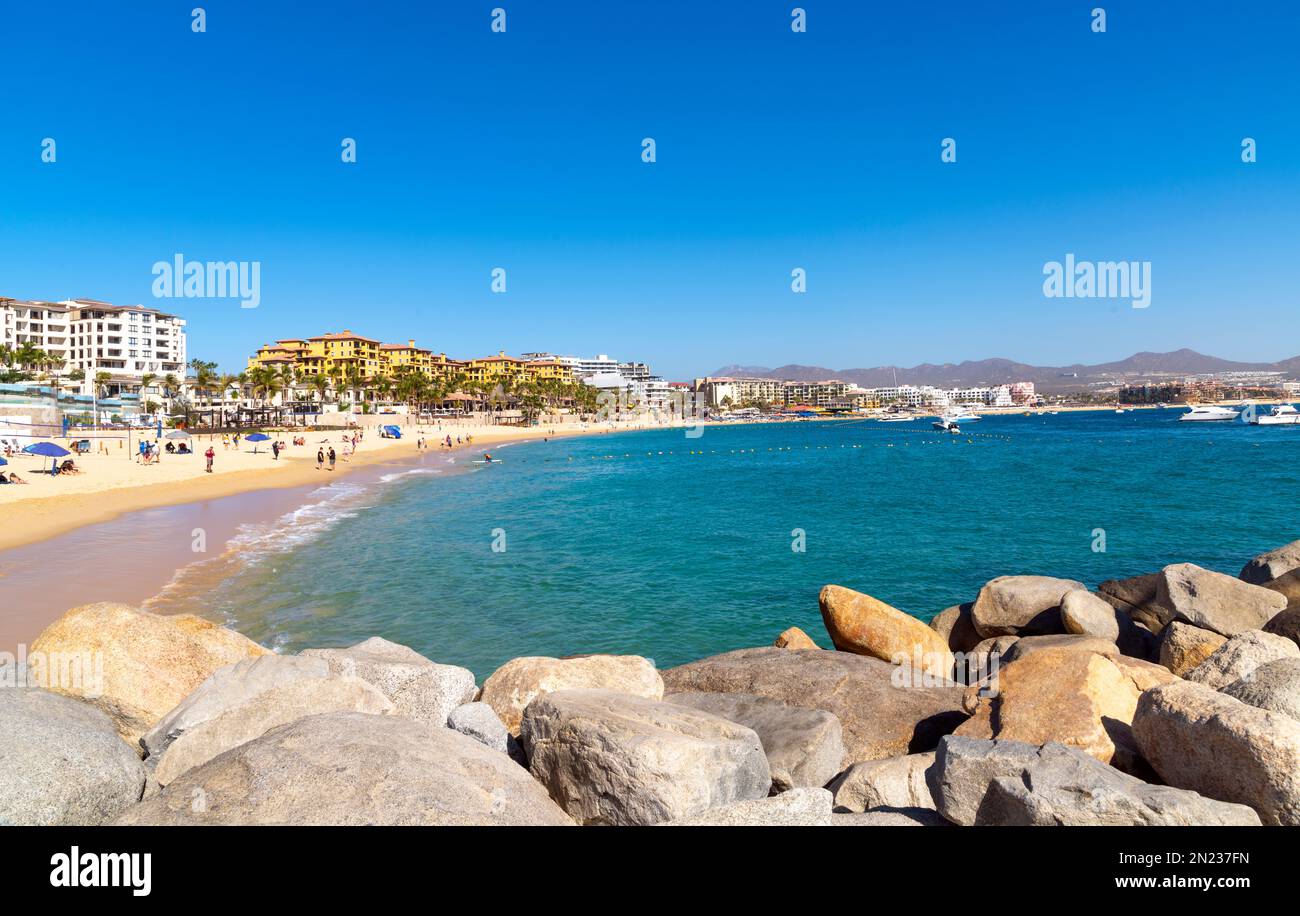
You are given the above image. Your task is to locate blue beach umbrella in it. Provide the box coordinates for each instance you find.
[245,432,271,453]
[23,441,71,473]
[0,456,8,466]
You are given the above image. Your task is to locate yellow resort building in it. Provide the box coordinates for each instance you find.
[247,334,572,388]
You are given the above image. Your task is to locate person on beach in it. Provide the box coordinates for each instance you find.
[205,446,215,473]
[272,441,280,460]
[328,447,337,471]
[316,448,325,470]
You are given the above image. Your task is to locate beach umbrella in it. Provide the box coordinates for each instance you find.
[23,441,71,473]
[245,432,271,453]
[164,430,192,439]
[0,456,7,466]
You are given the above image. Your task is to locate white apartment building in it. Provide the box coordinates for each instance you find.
[524,352,673,412]
[585,372,671,413]
[0,297,187,397]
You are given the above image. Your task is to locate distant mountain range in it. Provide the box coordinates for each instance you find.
[710,349,1300,393]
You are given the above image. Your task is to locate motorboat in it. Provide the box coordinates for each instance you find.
[1179,405,1240,422]
[932,417,961,433]
[1254,404,1300,426]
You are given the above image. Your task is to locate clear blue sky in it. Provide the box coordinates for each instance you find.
[2,1,1297,379]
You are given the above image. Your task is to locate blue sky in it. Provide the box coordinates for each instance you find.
[2,1,1298,379]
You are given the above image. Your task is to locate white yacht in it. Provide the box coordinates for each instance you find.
[1179,405,1240,422]
[1255,405,1300,426]
[932,417,961,433]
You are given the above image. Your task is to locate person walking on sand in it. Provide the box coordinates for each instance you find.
[328,447,337,471]
[205,445,215,473]
[272,440,281,460]
[316,448,325,470]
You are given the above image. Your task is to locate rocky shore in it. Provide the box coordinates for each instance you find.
[4,539,1300,826]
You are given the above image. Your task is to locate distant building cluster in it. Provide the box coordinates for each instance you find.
[691,376,1037,411]
[1118,376,1296,405]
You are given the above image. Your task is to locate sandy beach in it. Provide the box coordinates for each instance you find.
[0,416,696,553]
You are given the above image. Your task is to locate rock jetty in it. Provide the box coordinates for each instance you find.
[5,538,1300,826]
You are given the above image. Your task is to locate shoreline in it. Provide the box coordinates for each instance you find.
[0,417,721,647]
[0,417,687,554]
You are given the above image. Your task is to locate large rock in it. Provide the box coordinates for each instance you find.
[520,689,770,826]
[152,676,395,786]
[0,689,146,825]
[448,701,526,764]
[1158,621,1228,676]
[1133,680,1300,825]
[774,627,819,650]
[114,711,572,825]
[30,603,269,742]
[929,603,982,654]
[1153,563,1286,637]
[662,788,832,826]
[1263,605,1300,647]
[480,654,663,734]
[1097,572,1165,633]
[662,647,967,763]
[302,637,475,726]
[954,647,1174,771]
[1240,538,1300,585]
[1260,568,1300,604]
[1000,633,1123,666]
[970,575,1084,638]
[1060,590,1156,658]
[819,585,954,678]
[666,691,844,791]
[828,752,935,813]
[928,736,1259,826]
[1221,658,1300,722]
[141,654,332,758]
[1183,630,1300,690]
[1059,590,1120,641]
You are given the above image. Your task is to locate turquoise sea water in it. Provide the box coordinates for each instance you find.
[195,410,1300,680]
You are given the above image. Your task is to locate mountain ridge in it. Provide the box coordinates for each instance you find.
[708,349,1299,392]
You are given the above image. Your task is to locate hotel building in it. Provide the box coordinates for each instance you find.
[0,297,187,397]
[248,335,580,389]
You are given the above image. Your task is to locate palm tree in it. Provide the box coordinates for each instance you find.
[308,373,330,410]
[139,372,158,417]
